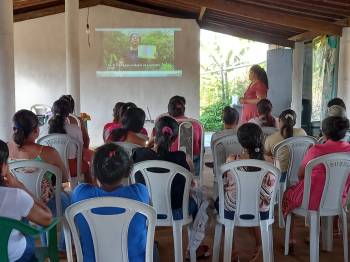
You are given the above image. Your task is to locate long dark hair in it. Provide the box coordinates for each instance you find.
[113,102,125,122]
[111,107,146,142]
[0,140,9,186]
[48,99,70,134]
[257,99,275,127]
[59,95,75,114]
[237,123,264,160]
[250,65,268,89]
[279,109,296,139]
[154,116,179,157]
[12,110,39,147]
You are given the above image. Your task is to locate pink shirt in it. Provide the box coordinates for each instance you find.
[241,81,267,123]
[301,140,350,210]
[170,116,202,156]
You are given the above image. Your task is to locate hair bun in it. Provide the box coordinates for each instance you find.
[162,126,173,136]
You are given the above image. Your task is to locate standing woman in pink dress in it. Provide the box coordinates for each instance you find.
[240,65,269,123]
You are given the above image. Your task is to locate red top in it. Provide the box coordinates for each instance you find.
[241,80,267,123]
[103,122,148,142]
[170,116,202,156]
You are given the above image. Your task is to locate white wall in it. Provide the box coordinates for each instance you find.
[14,5,200,146]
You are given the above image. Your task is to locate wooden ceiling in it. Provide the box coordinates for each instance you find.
[13,0,350,47]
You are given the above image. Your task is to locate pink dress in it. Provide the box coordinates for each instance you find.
[241,81,268,123]
[283,140,350,217]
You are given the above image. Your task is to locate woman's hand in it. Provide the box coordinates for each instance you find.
[239,97,244,104]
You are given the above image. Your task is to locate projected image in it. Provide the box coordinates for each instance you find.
[96,28,182,77]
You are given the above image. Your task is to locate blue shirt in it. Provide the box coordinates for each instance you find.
[71,183,149,262]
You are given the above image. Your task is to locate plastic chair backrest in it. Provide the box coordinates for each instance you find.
[31,104,51,116]
[113,142,141,157]
[65,197,156,262]
[301,153,350,216]
[212,134,242,177]
[178,121,194,159]
[37,134,82,183]
[130,160,193,226]
[218,159,280,226]
[67,114,81,128]
[9,160,62,217]
[272,136,316,185]
[261,127,278,137]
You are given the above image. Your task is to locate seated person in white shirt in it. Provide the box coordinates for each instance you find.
[211,106,239,145]
[0,140,52,262]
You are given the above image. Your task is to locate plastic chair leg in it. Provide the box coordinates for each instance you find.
[341,212,348,262]
[269,224,274,262]
[187,224,196,262]
[321,216,333,252]
[309,212,320,262]
[284,214,292,256]
[278,186,285,228]
[223,223,234,262]
[260,221,272,262]
[212,223,222,262]
[173,221,184,262]
[63,219,74,262]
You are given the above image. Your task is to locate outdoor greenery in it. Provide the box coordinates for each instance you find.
[199,31,267,131]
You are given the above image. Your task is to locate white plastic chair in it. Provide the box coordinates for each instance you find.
[130,160,194,262]
[113,141,141,157]
[212,160,280,262]
[177,118,205,184]
[212,134,242,199]
[178,121,194,159]
[9,160,62,217]
[284,153,350,262]
[38,134,83,187]
[63,197,156,262]
[67,114,81,128]
[31,104,51,116]
[272,136,317,228]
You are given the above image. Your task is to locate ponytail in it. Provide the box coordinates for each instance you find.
[48,99,70,134]
[154,116,179,157]
[110,128,128,142]
[279,109,296,139]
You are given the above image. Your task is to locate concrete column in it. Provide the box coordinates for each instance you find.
[338,27,350,119]
[0,0,16,141]
[291,42,304,127]
[65,0,81,114]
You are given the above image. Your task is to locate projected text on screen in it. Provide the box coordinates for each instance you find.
[96,28,182,77]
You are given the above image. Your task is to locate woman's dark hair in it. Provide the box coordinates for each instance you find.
[118,102,137,121]
[59,95,75,114]
[154,116,179,157]
[327,98,346,110]
[113,102,125,122]
[279,109,297,139]
[93,143,132,185]
[237,123,264,160]
[168,96,185,117]
[257,99,275,127]
[322,116,349,141]
[223,106,239,125]
[111,107,146,142]
[12,110,39,147]
[0,140,9,186]
[48,99,71,134]
[250,65,268,89]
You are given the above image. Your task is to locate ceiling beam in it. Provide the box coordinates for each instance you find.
[174,0,343,35]
[198,6,206,21]
[288,31,319,42]
[201,21,295,48]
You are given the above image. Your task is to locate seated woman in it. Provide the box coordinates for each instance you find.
[72,143,153,262]
[133,116,209,259]
[211,106,239,144]
[41,99,91,182]
[0,139,52,262]
[104,102,148,142]
[8,109,70,252]
[167,95,203,177]
[249,98,277,128]
[103,102,125,142]
[264,109,307,182]
[282,116,350,247]
[109,107,147,147]
[221,123,276,261]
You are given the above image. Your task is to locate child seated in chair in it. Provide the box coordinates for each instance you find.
[0,140,52,262]
[72,143,154,262]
